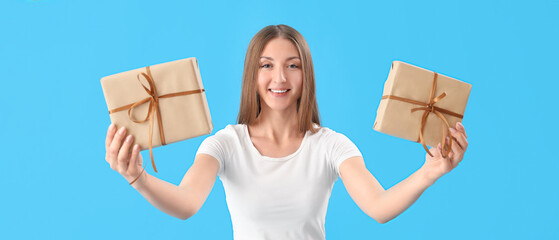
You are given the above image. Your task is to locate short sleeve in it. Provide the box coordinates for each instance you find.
[326,131,363,178]
[196,129,229,176]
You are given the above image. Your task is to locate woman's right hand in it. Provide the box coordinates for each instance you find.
[105,124,145,185]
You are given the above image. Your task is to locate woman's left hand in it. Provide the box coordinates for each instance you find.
[421,122,468,184]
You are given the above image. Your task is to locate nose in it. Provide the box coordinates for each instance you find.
[273,67,287,83]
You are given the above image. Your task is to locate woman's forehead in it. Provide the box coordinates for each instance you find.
[260,38,300,59]
[260,56,300,61]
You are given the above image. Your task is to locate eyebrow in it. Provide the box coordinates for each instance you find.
[260,56,300,61]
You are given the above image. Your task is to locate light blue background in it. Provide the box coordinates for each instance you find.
[2,0,557,239]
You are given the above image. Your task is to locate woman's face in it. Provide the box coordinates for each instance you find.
[257,37,303,112]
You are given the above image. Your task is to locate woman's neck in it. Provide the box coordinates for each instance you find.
[249,104,304,142]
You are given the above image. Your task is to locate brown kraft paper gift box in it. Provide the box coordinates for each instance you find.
[101,57,213,184]
[373,61,471,158]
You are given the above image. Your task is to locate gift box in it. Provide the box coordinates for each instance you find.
[101,57,213,183]
[372,61,471,157]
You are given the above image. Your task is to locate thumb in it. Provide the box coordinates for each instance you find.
[129,144,143,169]
[138,152,143,167]
[136,148,143,167]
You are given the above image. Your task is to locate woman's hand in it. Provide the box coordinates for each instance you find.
[421,122,468,184]
[105,124,145,185]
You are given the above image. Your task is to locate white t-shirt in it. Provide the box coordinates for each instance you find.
[196,124,362,240]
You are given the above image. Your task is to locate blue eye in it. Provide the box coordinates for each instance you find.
[260,64,271,68]
[289,64,299,69]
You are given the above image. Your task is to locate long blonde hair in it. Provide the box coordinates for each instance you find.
[236,24,321,134]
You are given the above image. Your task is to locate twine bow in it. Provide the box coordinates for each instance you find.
[108,66,205,185]
[381,73,463,158]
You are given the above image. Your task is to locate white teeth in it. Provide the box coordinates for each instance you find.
[270,89,288,93]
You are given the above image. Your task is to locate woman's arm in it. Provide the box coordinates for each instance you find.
[132,154,219,220]
[339,156,432,224]
[106,124,219,220]
[339,122,468,224]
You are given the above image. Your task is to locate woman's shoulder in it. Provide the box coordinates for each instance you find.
[206,123,246,141]
[308,124,354,143]
[309,123,336,136]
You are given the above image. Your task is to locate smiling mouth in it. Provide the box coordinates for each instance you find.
[268,89,290,93]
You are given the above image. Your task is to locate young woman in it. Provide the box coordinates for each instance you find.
[105,24,468,239]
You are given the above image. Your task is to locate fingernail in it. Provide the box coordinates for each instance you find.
[119,127,126,135]
[126,135,133,142]
[450,128,456,133]
[109,123,115,130]
[458,122,464,128]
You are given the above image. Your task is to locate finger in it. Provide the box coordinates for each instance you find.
[437,142,451,160]
[447,136,463,166]
[129,144,141,170]
[108,126,127,167]
[105,123,117,151]
[450,127,468,151]
[117,134,134,172]
[456,122,467,138]
[440,138,453,159]
[447,131,464,152]
[450,136,463,149]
